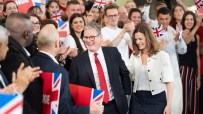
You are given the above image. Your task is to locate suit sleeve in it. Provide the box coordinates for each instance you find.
[1,52,29,83]
[69,57,79,84]
[116,48,131,95]
[61,68,89,114]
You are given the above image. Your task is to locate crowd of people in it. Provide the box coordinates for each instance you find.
[0,0,202,114]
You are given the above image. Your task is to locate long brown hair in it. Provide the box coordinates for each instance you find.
[132,23,159,56]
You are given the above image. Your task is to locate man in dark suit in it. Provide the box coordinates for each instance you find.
[32,24,104,114]
[69,23,131,114]
[0,13,42,114]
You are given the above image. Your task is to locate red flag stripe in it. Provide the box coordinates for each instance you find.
[3,101,23,114]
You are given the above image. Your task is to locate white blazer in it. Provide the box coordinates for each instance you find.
[128,50,174,95]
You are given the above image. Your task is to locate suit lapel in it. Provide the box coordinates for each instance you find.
[83,51,96,88]
[102,48,113,82]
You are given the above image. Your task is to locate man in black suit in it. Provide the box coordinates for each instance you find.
[0,25,41,94]
[0,13,42,114]
[69,23,131,114]
[32,24,104,114]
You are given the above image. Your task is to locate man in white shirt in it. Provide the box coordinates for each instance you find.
[101,5,134,65]
[155,7,187,114]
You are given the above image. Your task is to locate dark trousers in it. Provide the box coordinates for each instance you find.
[103,100,120,114]
[200,76,203,114]
[129,91,166,114]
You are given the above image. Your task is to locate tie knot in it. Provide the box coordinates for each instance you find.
[94,53,98,57]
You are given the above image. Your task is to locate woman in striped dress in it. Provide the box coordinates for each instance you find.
[179,11,202,114]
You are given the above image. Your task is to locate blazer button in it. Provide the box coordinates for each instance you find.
[149,80,152,82]
[152,90,154,92]
[148,70,150,72]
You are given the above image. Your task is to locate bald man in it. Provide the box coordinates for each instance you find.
[0,13,42,114]
[32,24,104,114]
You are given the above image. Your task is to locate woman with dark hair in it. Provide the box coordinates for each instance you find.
[63,13,86,70]
[128,23,173,114]
[0,0,18,26]
[179,11,202,114]
[27,6,44,20]
[26,14,41,57]
[170,4,185,30]
[128,8,142,27]
[45,0,60,20]
[64,13,86,54]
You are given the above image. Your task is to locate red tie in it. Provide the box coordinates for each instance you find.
[94,53,109,103]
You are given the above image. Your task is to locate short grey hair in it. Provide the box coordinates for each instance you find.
[84,23,101,35]
[0,25,10,43]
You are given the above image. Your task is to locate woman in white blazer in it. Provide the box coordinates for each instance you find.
[128,23,174,114]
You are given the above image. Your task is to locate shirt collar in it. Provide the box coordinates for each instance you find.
[88,47,103,57]
[23,48,30,57]
[40,51,59,64]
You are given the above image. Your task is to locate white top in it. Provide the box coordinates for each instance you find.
[137,65,150,91]
[0,74,6,87]
[88,47,114,101]
[101,27,130,65]
[128,51,174,95]
[63,35,86,50]
[151,23,187,78]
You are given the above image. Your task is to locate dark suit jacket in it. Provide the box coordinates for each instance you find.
[0,69,8,88]
[69,47,131,114]
[32,52,89,114]
[0,37,42,114]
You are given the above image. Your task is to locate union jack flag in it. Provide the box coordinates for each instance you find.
[195,0,203,9]
[151,25,164,38]
[57,20,68,39]
[0,93,23,114]
[69,84,104,106]
[41,72,62,114]
[51,11,62,21]
[93,0,107,9]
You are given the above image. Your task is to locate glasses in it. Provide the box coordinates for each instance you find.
[83,34,100,41]
[32,22,41,26]
[34,11,43,15]
[107,14,118,18]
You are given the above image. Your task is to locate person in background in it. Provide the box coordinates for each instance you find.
[59,0,68,12]
[0,0,4,18]
[125,0,136,13]
[170,4,186,30]
[155,7,187,114]
[101,4,134,65]
[85,1,100,24]
[0,1,18,26]
[63,13,86,71]
[128,23,173,114]
[45,0,60,20]
[77,0,86,15]
[27,6,44,20]
[179,11,202,114]
[26,14,41,57]
[199,21,203,114]
[0,25,41,94]
[128,8,142,27]
[118,6,128,28]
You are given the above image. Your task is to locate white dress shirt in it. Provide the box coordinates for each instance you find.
[88,47,114,101]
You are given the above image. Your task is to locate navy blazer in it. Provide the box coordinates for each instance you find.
[32,52,89,114]
[1,37,42,114]
[69,47,131,114]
